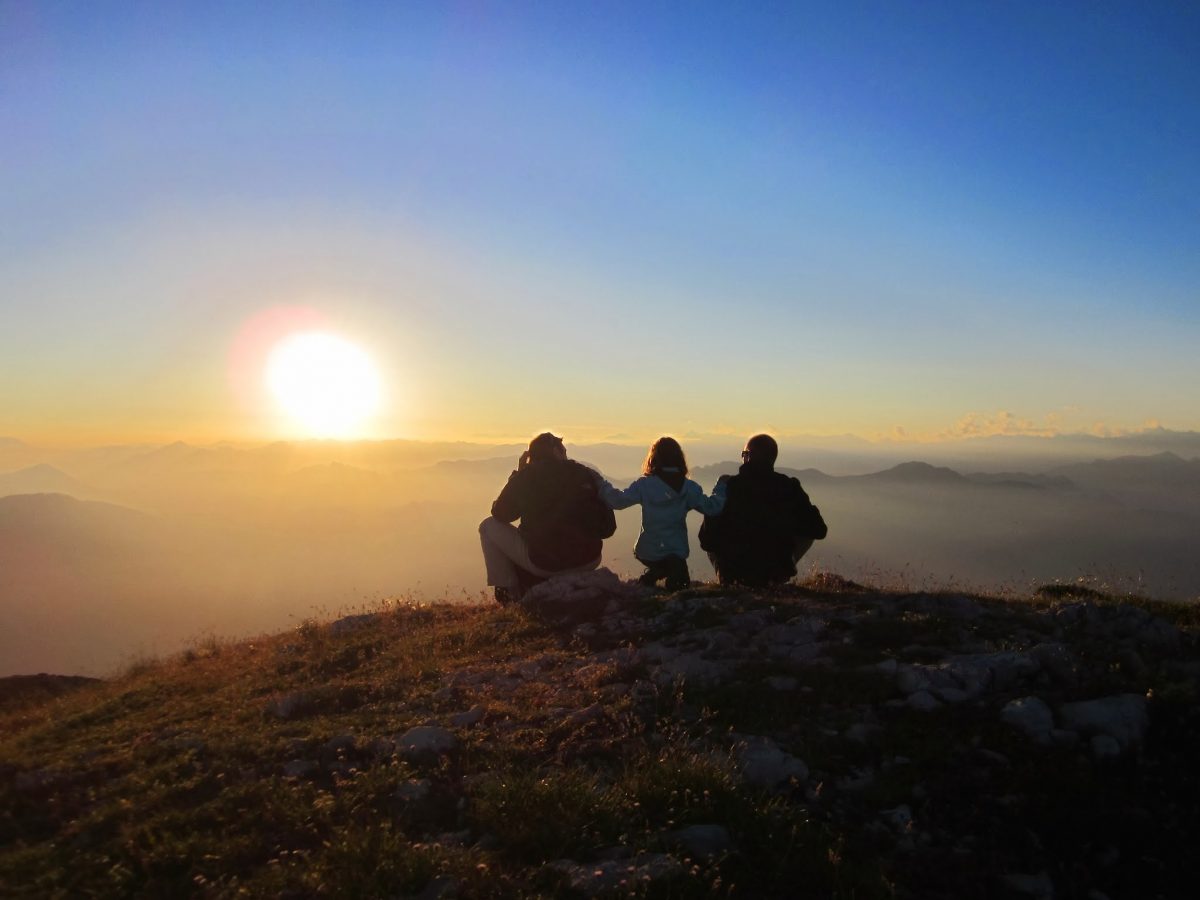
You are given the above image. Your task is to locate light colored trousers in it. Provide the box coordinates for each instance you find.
[478,517,600,589]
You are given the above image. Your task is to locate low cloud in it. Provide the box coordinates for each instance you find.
[943,410,1058,439]
[1088,418,1163,438]
[934,412,1174,442]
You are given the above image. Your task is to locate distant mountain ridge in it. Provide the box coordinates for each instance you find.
[3,448,1198,676]
[850,461,967,485]
[0,464,98,500]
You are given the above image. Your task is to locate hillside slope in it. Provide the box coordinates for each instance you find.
[2,574,1199,898]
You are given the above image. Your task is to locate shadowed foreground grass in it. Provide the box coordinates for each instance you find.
[2,577,1199,898]
[0,598,879,898]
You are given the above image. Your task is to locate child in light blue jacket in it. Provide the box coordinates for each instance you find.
[600,436,726,590]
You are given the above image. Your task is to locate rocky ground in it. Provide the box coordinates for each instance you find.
[3,571,1200,898]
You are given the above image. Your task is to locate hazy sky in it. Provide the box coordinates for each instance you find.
[2,1,1198,445]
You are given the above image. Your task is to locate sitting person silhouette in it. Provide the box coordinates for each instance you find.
[479,432,615,604]
[599,436,726,591]
[699,433,827,587]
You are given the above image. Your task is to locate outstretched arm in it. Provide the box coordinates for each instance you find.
[685,478,727,516]
[599,477,643,510]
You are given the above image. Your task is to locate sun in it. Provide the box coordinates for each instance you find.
[265,331,383,438]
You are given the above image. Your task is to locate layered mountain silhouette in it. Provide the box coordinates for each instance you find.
[0,464,99,500]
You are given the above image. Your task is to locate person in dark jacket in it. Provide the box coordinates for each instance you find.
[698,434,827,587]
[479,432,614,604]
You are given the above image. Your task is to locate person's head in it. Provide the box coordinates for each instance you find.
[528,432,567,463]
[741,433,778,468]
[643,436,688,476]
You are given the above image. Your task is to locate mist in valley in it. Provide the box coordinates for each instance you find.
[2,432,1199,676]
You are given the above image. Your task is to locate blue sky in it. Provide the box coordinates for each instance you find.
[2,1,1197,443]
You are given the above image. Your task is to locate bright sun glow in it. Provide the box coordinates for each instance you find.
[266,332,383,438]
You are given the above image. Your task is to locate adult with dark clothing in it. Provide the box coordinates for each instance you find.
[479,432,615,604]
[698,434,827,587]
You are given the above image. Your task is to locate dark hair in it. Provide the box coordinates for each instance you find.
[745,433,778,466]
[528,432,565,462]
[643,436,688,476]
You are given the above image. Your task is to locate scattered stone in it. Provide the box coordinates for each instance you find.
[394,778,433,803]
[1028,643,1076,685]
[845,722,879,743]
[1057,693,1148,751]
[881,804,913,832]
[651,652,728,688]
[548,853,683,897]
[282,759,320,779]
[758,619,824,650]
[430,687,458,706]
[728,610,773,634]
[836,767,875,791]
[896,667,928,695]
[1001,696,1055,743]
[935,687,970,704]
[322,734,356,756]
[1003,871,1055,898]
[319,734,358,768]
[907,690,941,712]
[703,629,740,654]
[449,707,486,728]
[665,824,731,859]
[734,735,808,788]
[976,748,1011,767]
[522,568,638,624]
[395,726,460,762]
[765,675,799,691]
[953,651,1042,692]
[1090,734,1122,762]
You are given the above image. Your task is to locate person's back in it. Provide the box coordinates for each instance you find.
[479,432,613,604]
[604,472,723,562]
[700,434,827,587]
[492,456,607,570]
[600,436,725,590]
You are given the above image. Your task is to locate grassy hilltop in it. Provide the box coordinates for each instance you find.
[3,574,1200,899]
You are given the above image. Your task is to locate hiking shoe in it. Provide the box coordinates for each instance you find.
[494,587,518,606]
